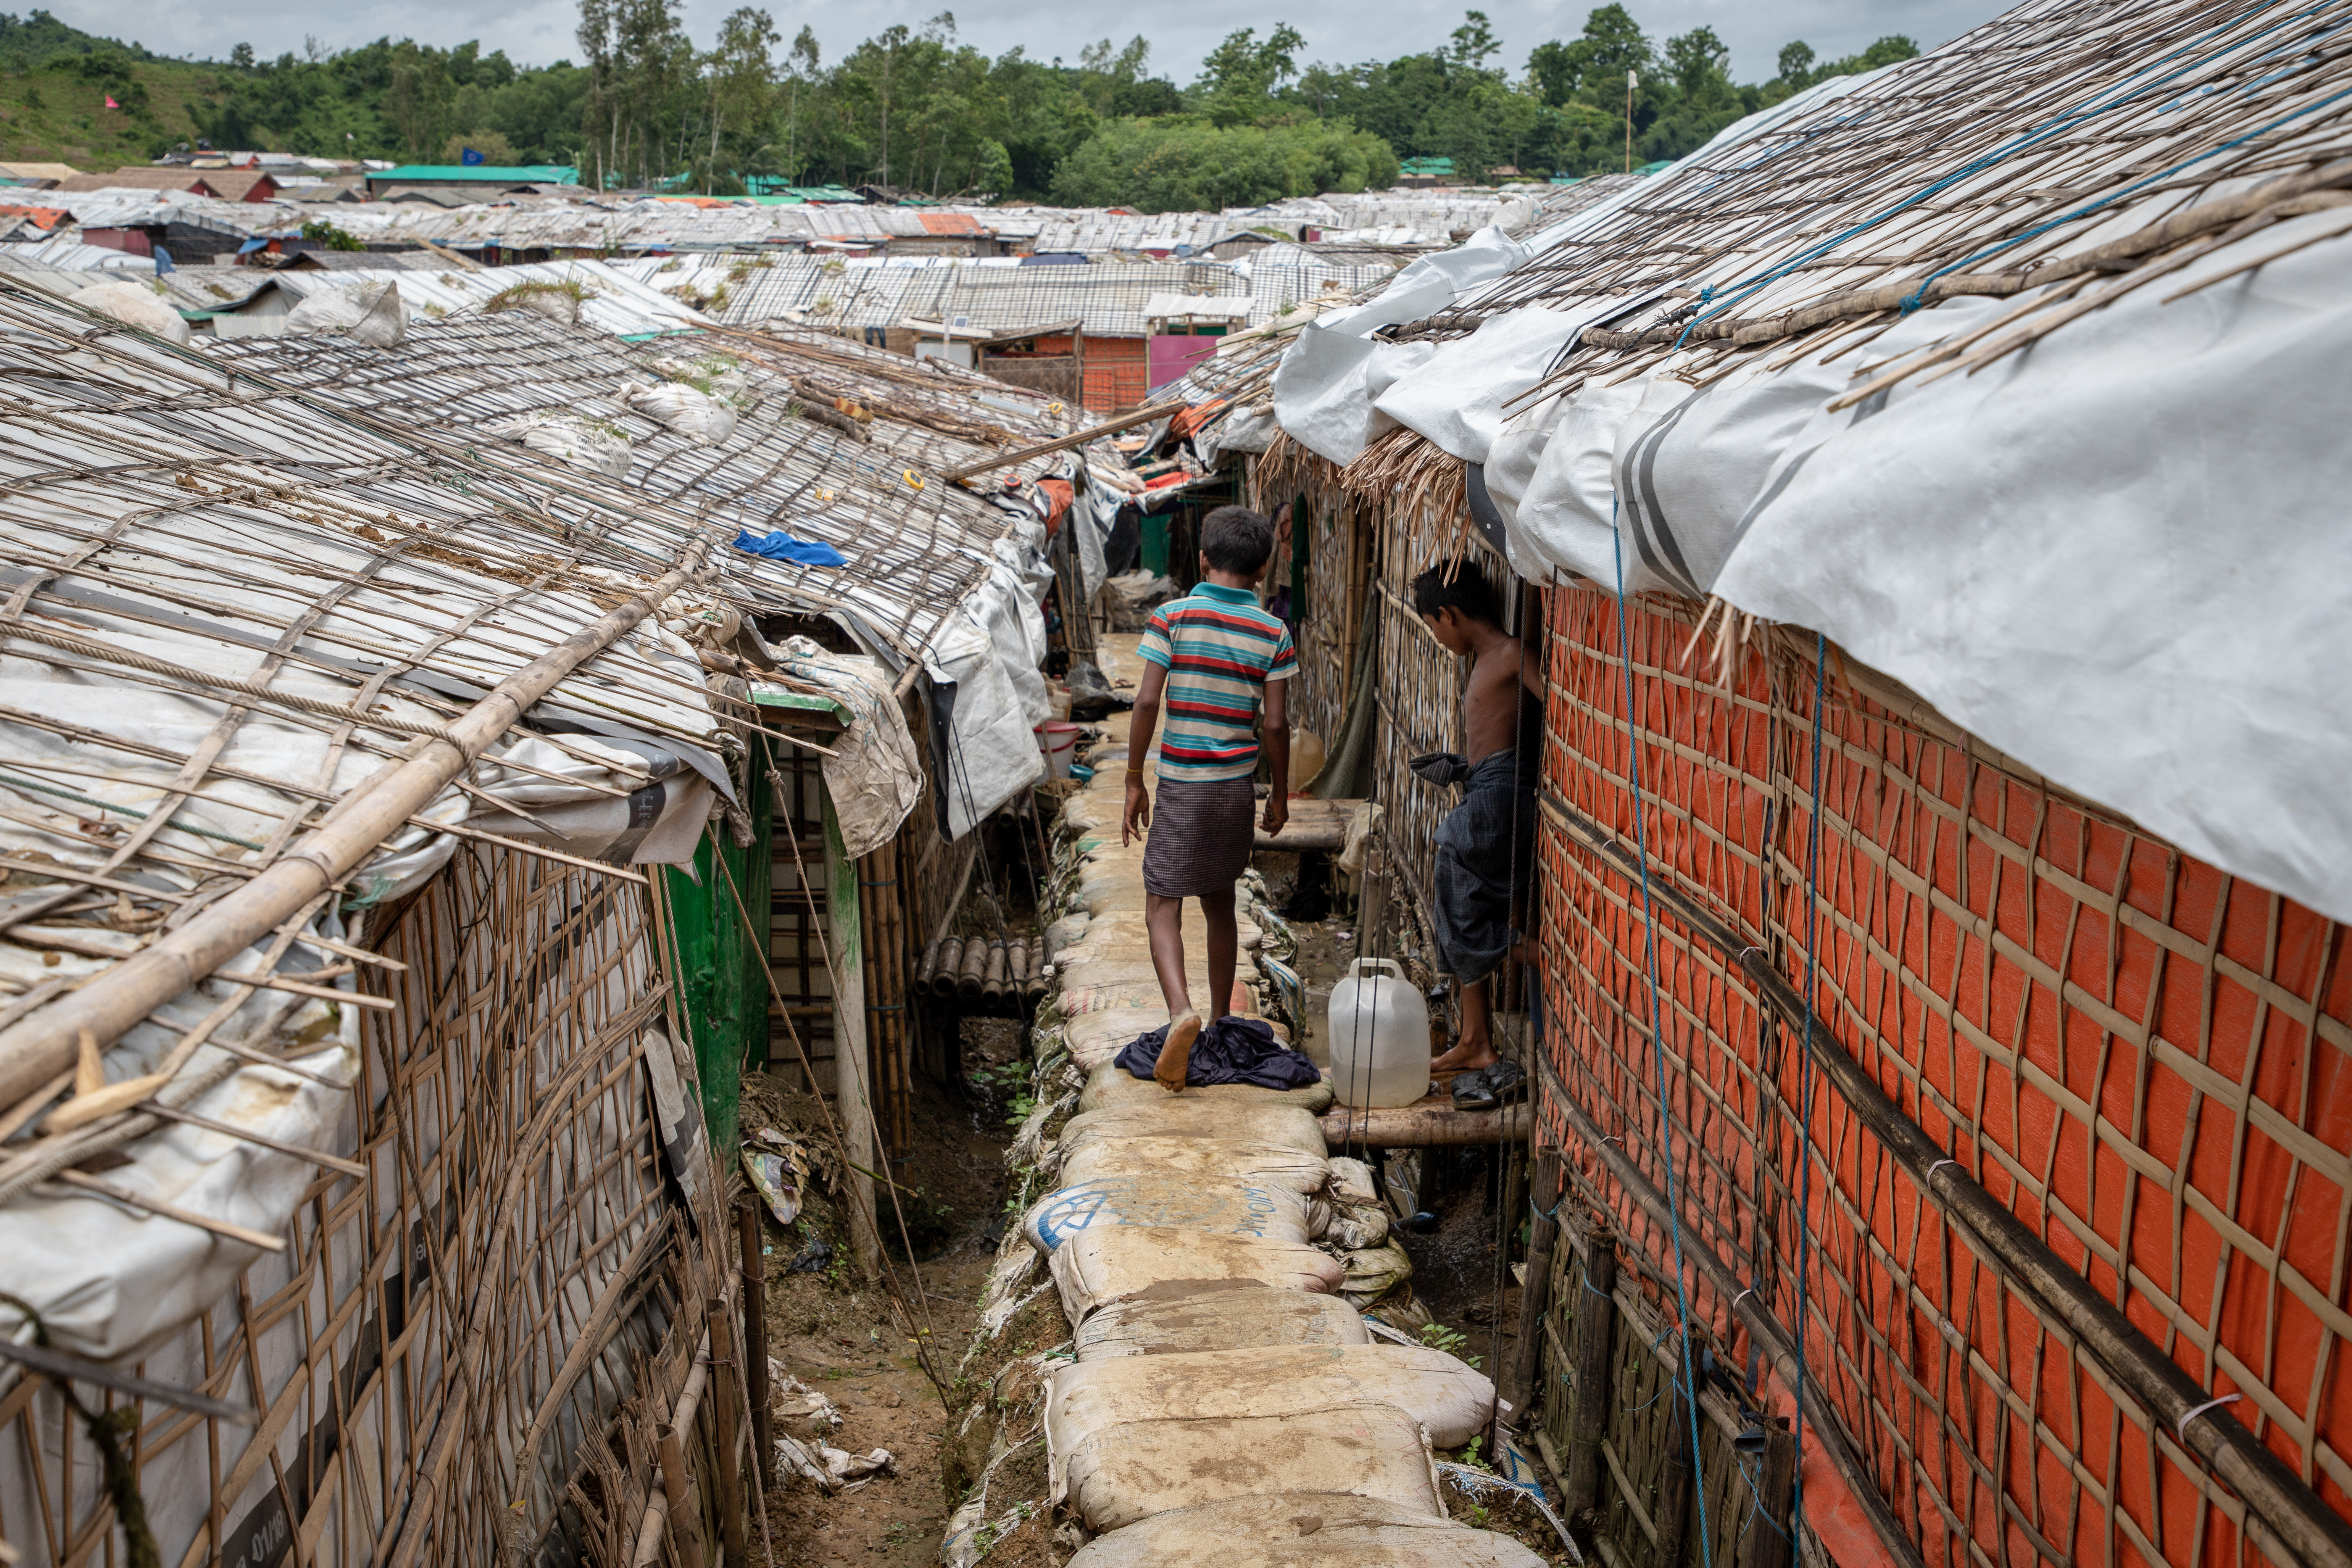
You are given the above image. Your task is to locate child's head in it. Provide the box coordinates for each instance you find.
[1412,561,1504,654]
[1198,506,1275,584]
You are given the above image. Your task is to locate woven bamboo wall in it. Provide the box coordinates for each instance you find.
[0,849,727,1567]
[1533,582,2352,1568]
[1538,1226,1797,1568]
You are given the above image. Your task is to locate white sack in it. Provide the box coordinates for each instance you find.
[1047,1229,1344,1322]
[1057,1132,1330,1194]
[1072,1289,1369,1361]
[1077,1058,1333,1115]
[1066,1494,1548,1568]
[622,380,738,445]
[1711,214,2352,924]
[1056,1102,1327,1159]
[76,279,192,345]
[283,279,404,347]
[1022,1173,1315,1254]
[1052,1400,1443,1531]
[1048,1344,1493,1451]
[488,412,632,480]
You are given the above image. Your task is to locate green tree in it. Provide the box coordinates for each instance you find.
[1448,11,1501,74]
[1050,116,1393,209]
[1195,24,1304,125]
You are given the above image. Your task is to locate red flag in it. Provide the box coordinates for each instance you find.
[104,95,119,108]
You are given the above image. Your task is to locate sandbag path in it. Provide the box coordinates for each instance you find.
[1012,635,1545,1567]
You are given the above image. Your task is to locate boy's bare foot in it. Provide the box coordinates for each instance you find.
[1430,1038,1499,1076]
[1154,1010,1203,1092]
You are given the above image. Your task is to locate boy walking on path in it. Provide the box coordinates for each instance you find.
[1121,504,1296,1091]
[1412,562,1541,1091]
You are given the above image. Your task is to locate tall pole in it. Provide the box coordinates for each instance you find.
[1625,69,1637,174]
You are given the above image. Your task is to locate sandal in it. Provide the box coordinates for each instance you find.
[1451,1057,1527,1112]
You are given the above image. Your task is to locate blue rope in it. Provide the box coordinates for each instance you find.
[1608,498,1714,1568]
[1790,630,1830,1540]
[1660,5,2343,345]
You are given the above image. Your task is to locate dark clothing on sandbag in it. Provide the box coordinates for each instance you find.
[1116,1014,1320,1090]
[1427,746,1536,984]
[1140,775,1256,898]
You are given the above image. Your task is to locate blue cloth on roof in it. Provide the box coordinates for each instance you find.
[732,529,847,567]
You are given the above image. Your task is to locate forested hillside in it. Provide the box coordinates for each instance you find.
[0,4,1917,210]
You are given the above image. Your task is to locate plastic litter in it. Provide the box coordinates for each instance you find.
[742,1131,810,1225]
[776,1433,895,1492]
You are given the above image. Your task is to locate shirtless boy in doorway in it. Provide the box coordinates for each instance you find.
[1411,563,1540,1082]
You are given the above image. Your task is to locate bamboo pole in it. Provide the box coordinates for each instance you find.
[708,1304,749,1568]
[736,1199,772,1480]
[1739,1427,1799,1568]
[955,938,988,1000]
[0,548,711,1114]
[652,1420,708,1568]
[629,1322,713,1568]
[929,936,965,997]
[1654,1380,1697,1568]
[941,398,1188,482]
[1564,1218,1616,1517]
[980,939,1008,1002]
[1500,1152,1561,1422]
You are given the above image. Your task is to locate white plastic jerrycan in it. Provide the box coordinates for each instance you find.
[1325,958,1432,1108]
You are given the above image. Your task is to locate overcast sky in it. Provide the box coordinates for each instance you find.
[81,0,2008,85]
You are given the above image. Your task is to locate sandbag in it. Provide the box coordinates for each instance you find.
[1053,1401,1443,1531]
[1066,1494,1548,1568]
[1079,1059,1333,1115]
[1057,1129,1328,1194]
[622,379,738,445]
[284,279,404,347]
[1047,1344,1494,1449]
[1048,1229,1343,1322]
[1074,1288,1369,1361]
[1339,1238,1416,1311]
[488,413,632,480]
[1022,1173,1315,1255]
[75,280,191,345]
[1058,1102,1326,1159]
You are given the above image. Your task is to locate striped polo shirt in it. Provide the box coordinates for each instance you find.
[1139,582,1298,782]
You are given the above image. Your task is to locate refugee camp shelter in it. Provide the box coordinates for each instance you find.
[1215,7,2352,1568]
[0,266,1077,1565]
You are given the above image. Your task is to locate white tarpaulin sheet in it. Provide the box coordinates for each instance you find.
[1482,209,2352,925]
[1269,226,1528,466]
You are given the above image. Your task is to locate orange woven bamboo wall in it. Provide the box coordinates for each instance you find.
[1535,583,2352,1568]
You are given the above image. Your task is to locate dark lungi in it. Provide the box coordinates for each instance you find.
[1141,776,1257,898]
